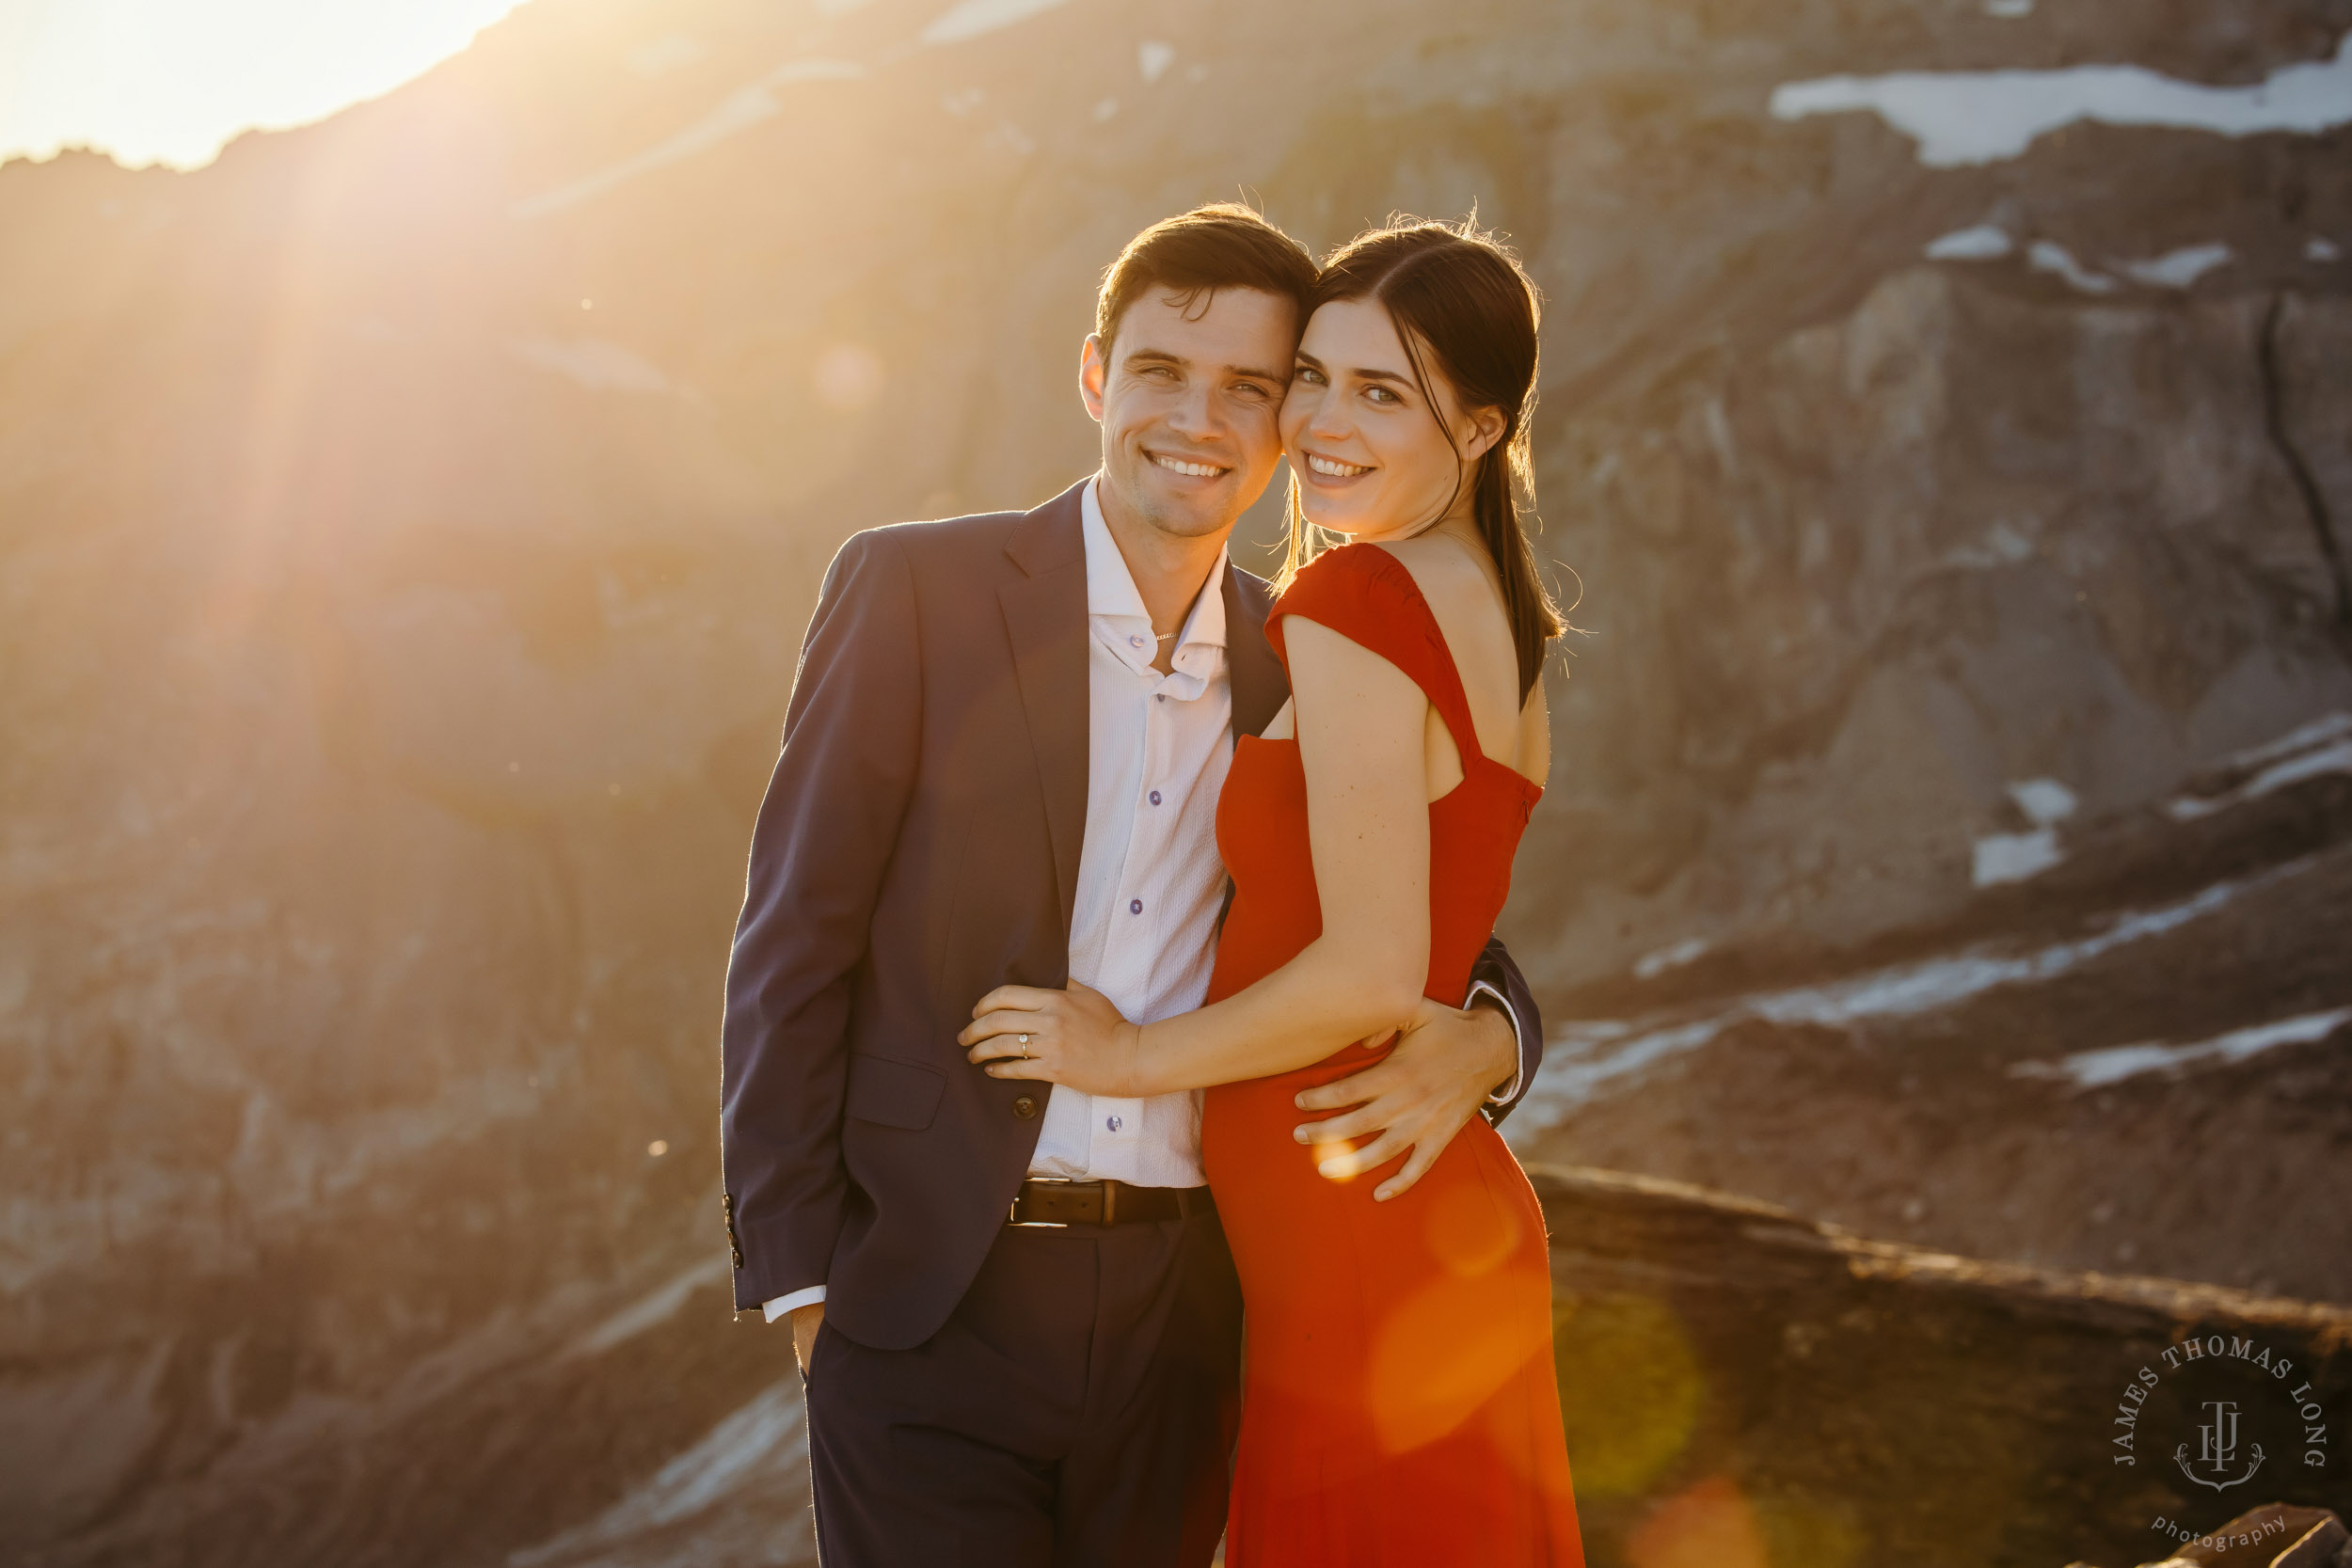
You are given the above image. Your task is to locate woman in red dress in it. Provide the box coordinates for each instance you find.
[964,219,1585,1566]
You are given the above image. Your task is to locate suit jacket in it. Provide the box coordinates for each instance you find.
[719,479,1546,1350]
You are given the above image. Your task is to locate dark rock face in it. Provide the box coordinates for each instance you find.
[1531,1167,2352,1568]
[1,0,2347,1557]
[1509,719,2352,1306]
[23,1163,2352,1566]
[1515,274,2352,973]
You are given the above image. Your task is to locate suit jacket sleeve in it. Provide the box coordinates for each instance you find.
[720,530,922,1308]
[1470,934,1544,1128]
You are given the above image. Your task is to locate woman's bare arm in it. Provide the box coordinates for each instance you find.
[961,615,1433,1096]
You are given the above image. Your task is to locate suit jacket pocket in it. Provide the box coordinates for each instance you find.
[845,1052,947,1131]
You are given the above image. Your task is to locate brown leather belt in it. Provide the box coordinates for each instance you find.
[1009,1178,1215,1227]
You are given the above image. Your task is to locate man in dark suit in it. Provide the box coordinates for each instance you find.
[720,205,1547,1567]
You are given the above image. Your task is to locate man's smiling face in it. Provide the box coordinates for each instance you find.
[1080,285,1296,544]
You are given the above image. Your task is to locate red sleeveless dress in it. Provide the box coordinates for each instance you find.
[1202,544,1585,1566]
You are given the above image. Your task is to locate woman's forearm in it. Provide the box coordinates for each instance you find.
[1121,619,1437,1096]
[1127,936,1423,1095]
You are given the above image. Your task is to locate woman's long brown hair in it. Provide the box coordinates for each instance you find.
[1276,217,1564,702]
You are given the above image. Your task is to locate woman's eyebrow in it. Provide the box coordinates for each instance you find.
[1294,350,1408,388]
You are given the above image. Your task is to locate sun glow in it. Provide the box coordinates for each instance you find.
[0,0,531,170]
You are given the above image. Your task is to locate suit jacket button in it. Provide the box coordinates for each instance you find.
[1012,1095,1039,1119]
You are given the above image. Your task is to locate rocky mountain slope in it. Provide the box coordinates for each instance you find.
[2,0,2347,1558]
[23,1165,2352,1567]
[1507,711,2352,1303]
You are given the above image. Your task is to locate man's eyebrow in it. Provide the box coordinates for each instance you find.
[1123,347,1287,382]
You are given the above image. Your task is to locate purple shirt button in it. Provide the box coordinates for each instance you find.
[1149,790,1162,805]
[1129,898,1143,915]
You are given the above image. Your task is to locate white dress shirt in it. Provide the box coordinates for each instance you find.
[1025,476,1234,1187]
[764,476,1519,1323]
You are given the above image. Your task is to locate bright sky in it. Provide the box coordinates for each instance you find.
[0,0,529,169]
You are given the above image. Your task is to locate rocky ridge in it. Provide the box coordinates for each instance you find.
[1,0,2347,1557]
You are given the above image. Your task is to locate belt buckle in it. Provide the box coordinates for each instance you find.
[1010,1177,1073,1228]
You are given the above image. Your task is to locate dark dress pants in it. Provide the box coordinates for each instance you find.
[804,1207,1243,1568]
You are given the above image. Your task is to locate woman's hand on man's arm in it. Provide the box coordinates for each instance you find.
[961,978,1146,1096]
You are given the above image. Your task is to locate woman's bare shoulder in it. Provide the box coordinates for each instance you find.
[1372,532,1482,591]
[1370,534,1525,759]
[1377,535,1509,633]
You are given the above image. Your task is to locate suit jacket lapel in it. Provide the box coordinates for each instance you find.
[999,483,1091,938]
[1223,563,1288,738]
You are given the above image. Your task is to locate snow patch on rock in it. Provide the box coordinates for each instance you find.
[513,60,866,218]
[1925,223,2013,261]
[2010,1006,2352,1088]
[1973,830,2061,886]
[1634,937,1710,981]
[922,0,1073,47]
[2009,778,2077,827]
[2168,712,2352,820]
[565,1259,730,1361]
[1509,852,2319,1138]
[2027,239,2117,293]
[2124,242,2233,288]
[509,1380,810,1566]
[1771,33,2352,166]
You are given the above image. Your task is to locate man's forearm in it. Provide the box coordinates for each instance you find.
[1467,935,1544,1124]
[1466,981,1523,1106]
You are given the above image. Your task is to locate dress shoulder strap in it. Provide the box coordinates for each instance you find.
[1265,543,1482,759]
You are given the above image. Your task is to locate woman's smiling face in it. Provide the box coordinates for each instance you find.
[1279,295,1501,542]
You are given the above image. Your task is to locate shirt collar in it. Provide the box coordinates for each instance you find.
[1081,474,1229,655]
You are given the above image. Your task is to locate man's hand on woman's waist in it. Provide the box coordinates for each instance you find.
[1289,994,1518,1201]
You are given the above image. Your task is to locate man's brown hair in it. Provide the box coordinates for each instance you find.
[1095,203,1317,352]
